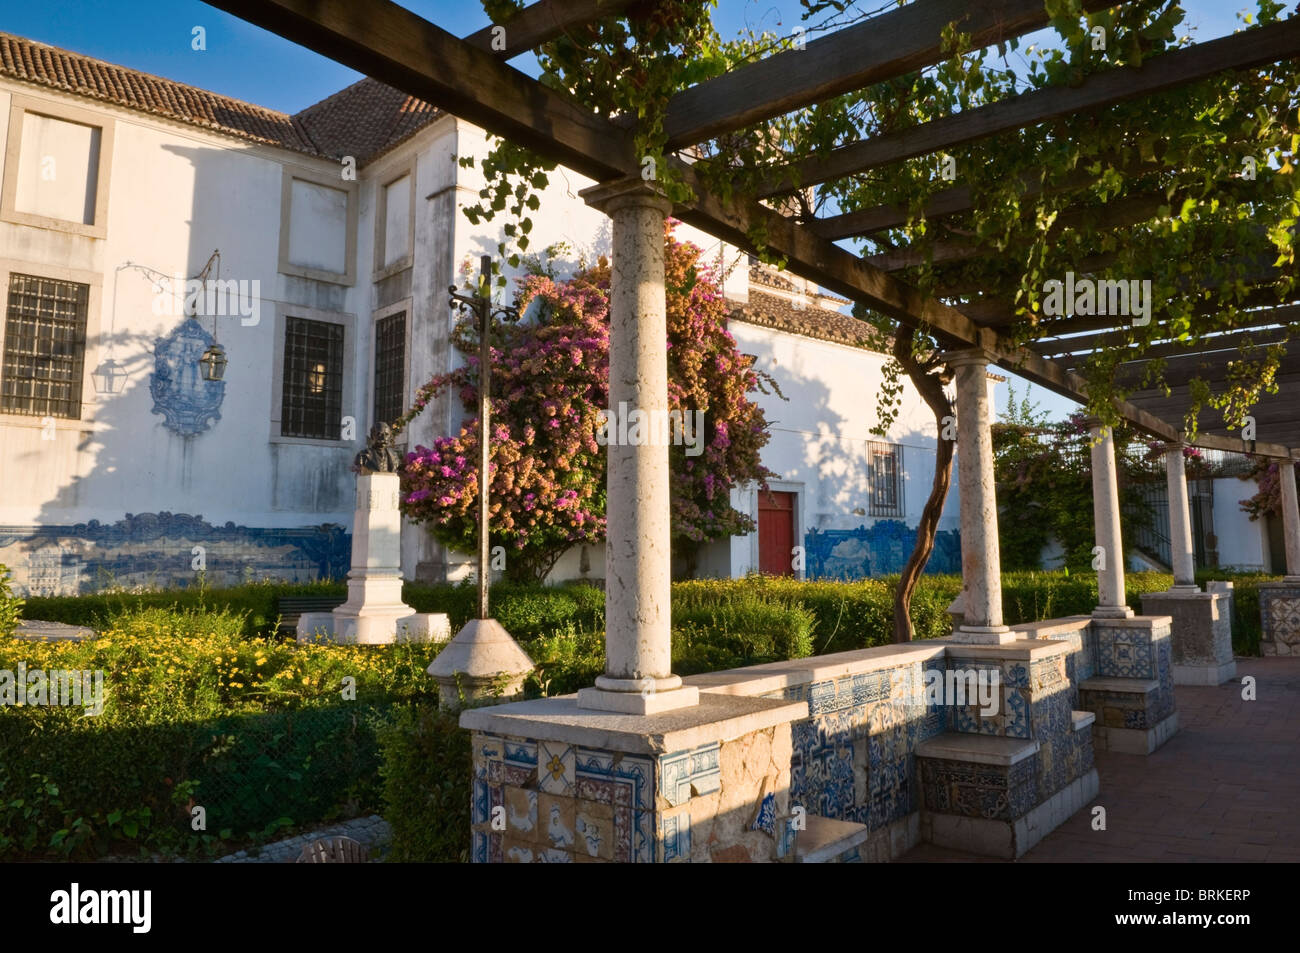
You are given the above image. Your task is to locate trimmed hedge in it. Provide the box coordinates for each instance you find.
[0,606,439,860]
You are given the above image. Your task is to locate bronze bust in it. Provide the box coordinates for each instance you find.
[354,423,403,473]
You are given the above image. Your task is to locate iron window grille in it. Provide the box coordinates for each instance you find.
[1,273,90,419]
[867,440,905,517]
[281,316,344,439]
[372,311,406,427]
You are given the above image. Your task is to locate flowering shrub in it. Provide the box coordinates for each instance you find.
[398,227,777,580]
[0,565,21,638]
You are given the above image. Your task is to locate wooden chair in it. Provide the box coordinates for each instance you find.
[297,836,369,863]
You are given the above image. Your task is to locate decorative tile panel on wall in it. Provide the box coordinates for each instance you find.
[0,513,350,596]
[782,660,936,833]
[804,521,960,580]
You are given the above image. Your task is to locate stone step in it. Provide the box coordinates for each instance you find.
[1078,675,1159,699]
[795,815,871,864]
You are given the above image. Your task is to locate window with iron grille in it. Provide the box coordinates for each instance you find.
[373,311,406,426]
[1,273,89,419]
[281,316,344,439]
[867,441,904,517]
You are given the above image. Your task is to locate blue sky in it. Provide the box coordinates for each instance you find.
[3,0,1259,419]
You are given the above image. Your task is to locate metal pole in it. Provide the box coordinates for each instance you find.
[477,255,491,620]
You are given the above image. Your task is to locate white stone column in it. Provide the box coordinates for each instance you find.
[1279,458,1300,582]
[576,178,697,714]
[945,348,1014,644]
[1164,441,1199,590]
[1088,420,1135,618]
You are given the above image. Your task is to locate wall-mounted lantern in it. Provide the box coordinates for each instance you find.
[91,357,127,394]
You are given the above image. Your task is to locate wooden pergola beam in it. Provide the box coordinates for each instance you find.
[662,0,1115,149]
[463,0,639,58]
[812,158,1163,241]
[203,0,637,183]
[1038,306,1300,361]
[760,18,1300,197]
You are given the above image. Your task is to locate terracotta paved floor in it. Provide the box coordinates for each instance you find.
[902,656,1300,863]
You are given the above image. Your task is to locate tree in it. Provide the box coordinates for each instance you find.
[397,228,778,581]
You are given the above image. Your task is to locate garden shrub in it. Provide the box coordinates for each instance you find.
[0,566,22,638]
[0,605,440,860]
[376,703,471,862]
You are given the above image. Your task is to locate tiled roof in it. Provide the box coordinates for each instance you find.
[748,260,849,305]
[293,77,442,164]
[0,32,441,164]
[730,289,891,353]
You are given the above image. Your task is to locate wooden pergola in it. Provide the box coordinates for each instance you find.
[207,0,1298,459]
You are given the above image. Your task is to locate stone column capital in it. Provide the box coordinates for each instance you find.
[942,346,998,370]
[579,177,673,217]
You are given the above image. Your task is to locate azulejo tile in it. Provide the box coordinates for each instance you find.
[575,802,615,860]
[751,791,777,835]
[659,742,721,807]
[538,740,575,795]
[503,738,537,768]
[575,748,654,811]
[659,808,691,863]
[505,786,538,836]
[472,779,490,826]
[539,793,577,850]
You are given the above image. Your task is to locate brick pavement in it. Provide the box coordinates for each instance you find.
[902,656,1300,863]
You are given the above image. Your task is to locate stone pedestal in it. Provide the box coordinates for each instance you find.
[1140,588,1235,685]
[1079,615,1178,753]
[296,472,449,644]
[917,637,1099,858]
[460,693,806,863]
[428,618,534,710]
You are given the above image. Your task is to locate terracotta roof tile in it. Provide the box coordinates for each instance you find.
[729,289,891,353]
[293,77,441,164]
[0,32,441,164]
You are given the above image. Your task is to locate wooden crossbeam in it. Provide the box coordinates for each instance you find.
[869,191,1174,272]
[203,0,637,183]
[662,0,1113,149]
[1038,306,1300,361]
[812,158,1164,241]
[464,0,639,58]
[761,18,1300,196]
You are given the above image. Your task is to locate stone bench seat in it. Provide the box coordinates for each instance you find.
[1078,676,1178,754]
[794,816,871,863]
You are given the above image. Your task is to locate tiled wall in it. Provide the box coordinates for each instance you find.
[469,724,795,863]
[0,512,350,596]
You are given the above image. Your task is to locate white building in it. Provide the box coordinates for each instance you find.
[0,32,985,595]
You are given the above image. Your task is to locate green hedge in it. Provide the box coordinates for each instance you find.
[0,606,440,860]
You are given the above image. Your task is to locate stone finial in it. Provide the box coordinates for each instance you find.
[428,618,534,712]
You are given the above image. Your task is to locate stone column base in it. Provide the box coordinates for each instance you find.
[1141,589,1234,685]
[460,692,807,863]
[1172,660,1237,686]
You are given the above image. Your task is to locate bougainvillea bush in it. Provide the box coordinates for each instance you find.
[398,226,778,580]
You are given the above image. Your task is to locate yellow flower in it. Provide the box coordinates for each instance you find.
[301,677,311,685]
[255,657,266,666]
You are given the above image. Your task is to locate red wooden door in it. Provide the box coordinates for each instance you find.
[758,491,796,576]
